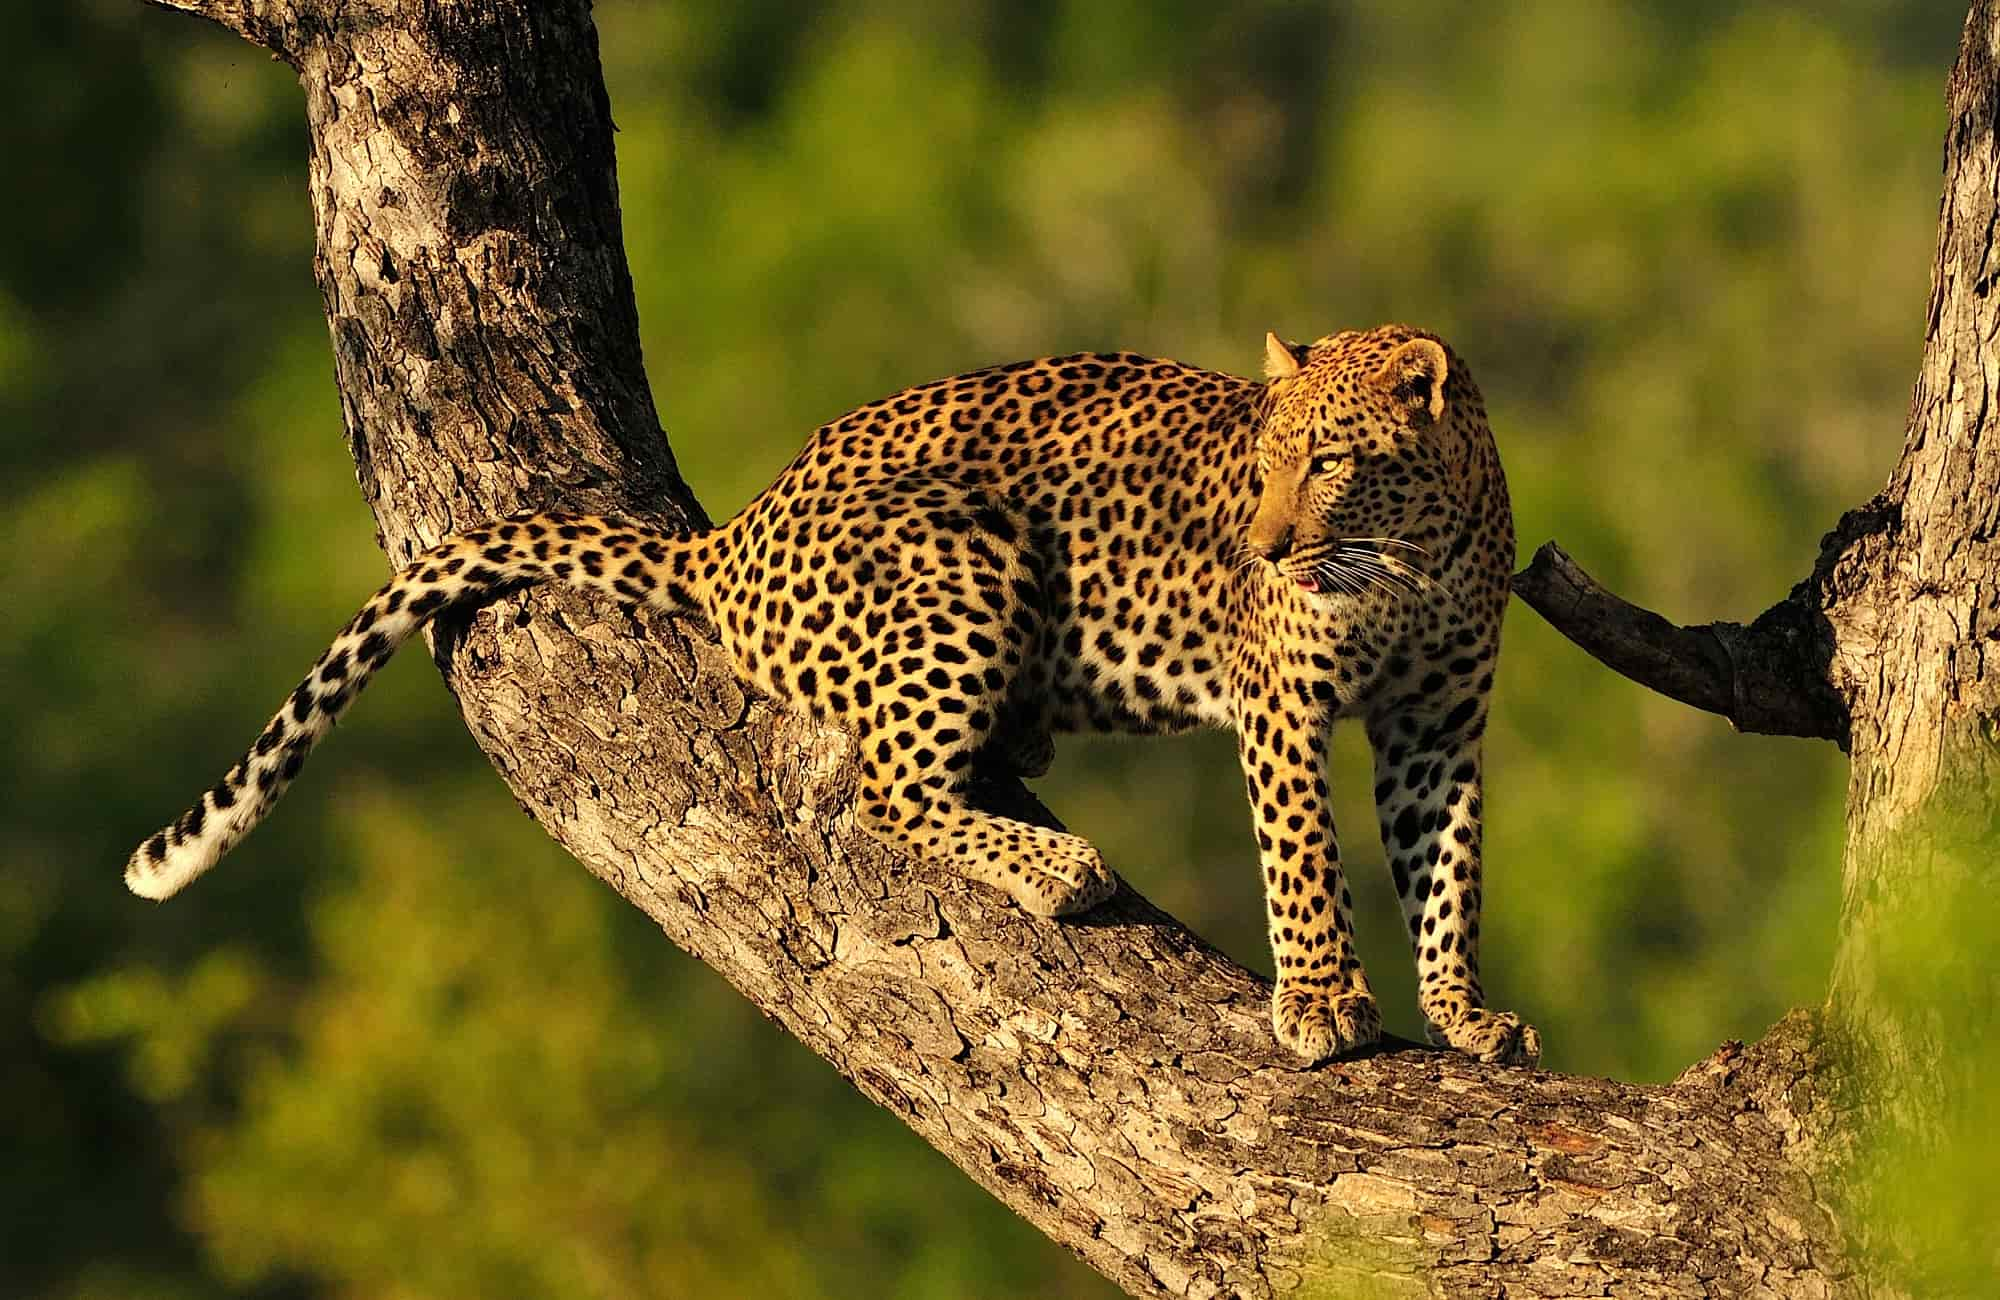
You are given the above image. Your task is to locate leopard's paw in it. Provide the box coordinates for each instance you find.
[1427,1007,1540,1066]
[1272,985,1380,1065]
[1004,832,1118,917]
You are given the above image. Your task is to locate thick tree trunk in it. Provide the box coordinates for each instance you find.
[146,0,1999,1295]
[1804,11,2000,1282]
[1822,0,2000,1020]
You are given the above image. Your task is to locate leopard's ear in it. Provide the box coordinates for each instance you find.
[1263,331,1308,381]
[1373,337,1448,425]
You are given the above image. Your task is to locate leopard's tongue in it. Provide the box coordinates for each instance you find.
[1295,573,1320,593]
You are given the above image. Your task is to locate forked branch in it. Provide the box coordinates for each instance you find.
[1513,542,1848,743]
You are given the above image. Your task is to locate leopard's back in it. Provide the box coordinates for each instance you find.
[714,353,1268,739]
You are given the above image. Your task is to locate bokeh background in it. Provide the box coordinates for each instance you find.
[3,2,1972,1296]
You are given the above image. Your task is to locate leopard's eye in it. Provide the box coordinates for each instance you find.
[1309,452,1345,475]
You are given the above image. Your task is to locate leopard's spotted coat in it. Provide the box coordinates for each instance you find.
[127,325,1538,1066]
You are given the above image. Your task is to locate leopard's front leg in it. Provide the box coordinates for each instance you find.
[1236,692,1379,1064]
[1368,708,1540,1066]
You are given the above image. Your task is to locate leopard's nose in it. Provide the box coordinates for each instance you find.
[1252,524,1294,562]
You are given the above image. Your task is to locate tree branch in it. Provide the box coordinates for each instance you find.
[154,1,1858,1294]
[146,0,299,62]
[1514,542,1849,744]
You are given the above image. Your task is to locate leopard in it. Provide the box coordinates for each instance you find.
[125,323,1539,1068]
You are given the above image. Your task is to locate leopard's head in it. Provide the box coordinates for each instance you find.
[1245,325,1464,596]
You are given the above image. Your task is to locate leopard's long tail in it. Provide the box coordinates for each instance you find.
[125,511,714,901]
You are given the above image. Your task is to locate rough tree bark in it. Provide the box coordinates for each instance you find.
[144,1,2000,1295]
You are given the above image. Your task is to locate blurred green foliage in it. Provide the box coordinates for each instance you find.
[2,1,1974,1296]
[1818,785,2000,1298]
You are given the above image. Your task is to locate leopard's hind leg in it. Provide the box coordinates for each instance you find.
[768,484,1113,916]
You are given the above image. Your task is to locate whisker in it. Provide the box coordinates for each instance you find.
[1339,548,1435,599]
[1338,536,1431,558]
[1228,531,1263,579]
[1348,551,1420,584]
[1346,569,1408,599]
[1312,561,1363,597]
[1274,535,1457,605]
[1369,551,1440,587]
[1373,552,1465,609]
[1361,561,1430,599]
[1342,557,1415,597]
[1312,559,1374,599]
